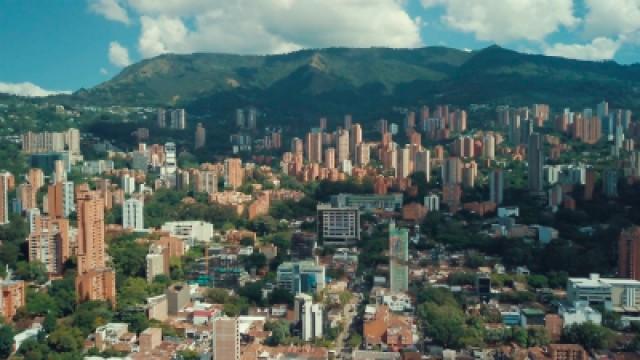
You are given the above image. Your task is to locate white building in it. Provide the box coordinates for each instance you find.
[316,203,360,245]
[424,194,439,212]
[567,273,640,313]
[559,301,602,327]
[122,174,136,195]
[161,221,213,245]
[123,198,144,231]
[62,181,75,218]
[146,244,166,283]
[295,293,323,341]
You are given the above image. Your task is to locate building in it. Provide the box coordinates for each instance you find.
[330,193,403,212]
[316,203,360,245]
[619,226,640,281]
[224,158,244,190]
[567,273,640,313]
[160,221,213,245]
[166,283,190,315]
[1,277,25,320]
[489,169,504,205]
[75,185,117,306]
[123,198,144,231]
[415,149,430,182]
[277,260,325,294]
[336,129,350,164]
[213,317,240,360]
[295,293,323,341]
[0,172,10,225]
[146,244,168,283]
[389,222,409,293]
[424,194,440,212]
[305,129,323,164]
[27,215,70,275]
[195,123,206,149]
[363,305,413,351]
[558,301,602,327]
[528,133,544,194]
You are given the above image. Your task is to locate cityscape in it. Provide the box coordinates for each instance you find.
[4,2,640,360]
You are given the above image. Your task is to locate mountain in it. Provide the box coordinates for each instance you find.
[69,46,640,121]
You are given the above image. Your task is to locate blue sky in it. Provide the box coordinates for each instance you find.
[1,0,640,96]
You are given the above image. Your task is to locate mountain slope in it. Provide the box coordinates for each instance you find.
[69,46,640,120]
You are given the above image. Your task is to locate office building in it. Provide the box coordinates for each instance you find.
[123,198,144,231]
[619,226,640,281]
[489,169,504,205]
[336,129,350,164]
[277,260,326,294]
[305,129,323,164]
[350,123,363,162]
[295,293,323,341]
[316,203,360,245]
[161,221,213,245]
[528,133,544,194]
[330,193,403,212]
[389,222,409,293]
[213,317,240,360]
[567,273,640,313]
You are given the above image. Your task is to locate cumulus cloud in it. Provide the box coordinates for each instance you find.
[544,37,621,61]
[583,0,640,38]
[0,82,71,97]
[126,0,422,58]
[89,0,130,25]
[108,41,132,67]
[421,0,578,43]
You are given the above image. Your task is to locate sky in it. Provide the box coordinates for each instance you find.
[2,0,640,96]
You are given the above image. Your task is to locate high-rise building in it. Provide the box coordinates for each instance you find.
[122,174,136,195]
[424,194,440,212]
[246,107,257,130]
[603,169,619,198]
[619,226,640,281]
[75,185,116,306]
[483,134,496,160]
[213,317,240,360]
[355,143,370,167]
[195,123,206,149]
[164,142,177,175]
[295,293,323,341]
[336,129,350,164]
[224,158,244,190]
[389,222,409,293]
[157,109,166,128]
[0,172,11,225]
[442,157,462,185]
[235,109,245,128]
[396,147,411,179]
[28,215,70,275]
[123,198,144,231]
[414,150,430,183]
[48,181,75,219]
[27,168,45,190]
[170,109,186,129]
[350,123,362,162]
[528,133,544,194]
[316,204,360,245]
[196,171,218,195]
[305,129,323,164]
[324,147,336,169]
[489,169,504,205]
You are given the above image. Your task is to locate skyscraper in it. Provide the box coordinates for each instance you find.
[123,198,144,231]
[213,317,240,360]
[305,129,323,164]
[75,185,116,306]
[489,169,504,205]
[619,226,640,280]
[336,129,350,164]
[528,133,544,194]
[295,293,323,341]
[350,123,362,162]
[389,222,409,293]
[414,149,431,183]
[396,147,411,179]
[0,172,11,225]
[483,133,496,160]
[442,157,462,185]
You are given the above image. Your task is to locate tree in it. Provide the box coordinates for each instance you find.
[205,288,231,304]
[347,333,362,349]
[268,288,294,306]
[265,320,290,346]
[47,327,83,353]
[562,322,614,350]
[0,325,14,359]
[418,303,466,348]
[15,260,48,284]
[527,275,549,289]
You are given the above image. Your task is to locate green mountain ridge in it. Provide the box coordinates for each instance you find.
[62,46,640,120]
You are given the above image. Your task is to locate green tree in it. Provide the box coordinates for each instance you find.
[562,322,614,350]
[205,288,231,304]
[15,260,48,284]
[0,324,15,359]
[47,327,83,353]
[265,320,291,346]
[418,303,466,348]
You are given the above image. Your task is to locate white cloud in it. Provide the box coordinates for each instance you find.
[544,37,621,61]
[583,0,640,39]
[421,0,578,43]
[100,68,109,75]
[0,82,71,97]
[108,41,132,67]
[89,0,131,25]
[128,0,422,58]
